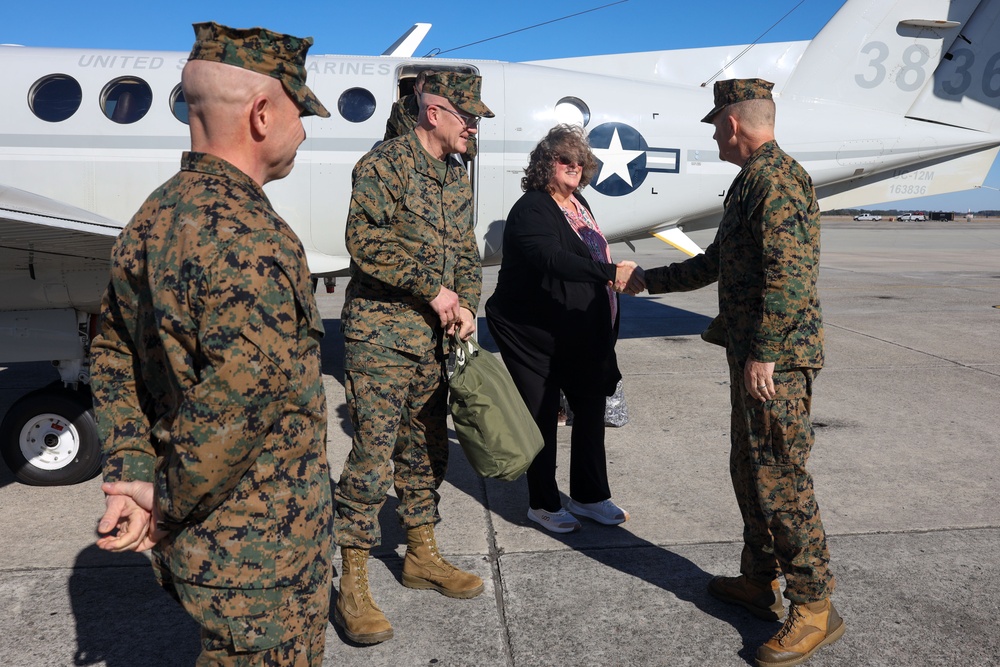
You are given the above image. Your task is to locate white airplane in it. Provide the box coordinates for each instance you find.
[2,0,999,485]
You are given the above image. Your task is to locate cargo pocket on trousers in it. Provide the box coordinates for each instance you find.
[760,400,793,467]
[763,372,811,468]
[230,600,301,653]
[204,587,303,654]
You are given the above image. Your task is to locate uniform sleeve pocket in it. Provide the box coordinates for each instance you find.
[240,305,293,387]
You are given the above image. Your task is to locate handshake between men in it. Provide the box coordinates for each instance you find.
[612,261,646,296]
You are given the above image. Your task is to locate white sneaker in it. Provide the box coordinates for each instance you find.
[527,507,581,533]
[565,498,629,525]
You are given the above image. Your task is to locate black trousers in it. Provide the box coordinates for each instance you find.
[488,321,611,512]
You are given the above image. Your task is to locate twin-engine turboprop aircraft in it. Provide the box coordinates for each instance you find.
[3,0,1000,485]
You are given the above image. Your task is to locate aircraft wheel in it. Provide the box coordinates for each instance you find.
[0,388,101,486]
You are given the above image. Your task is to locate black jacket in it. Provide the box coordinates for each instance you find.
[486,190,621,395]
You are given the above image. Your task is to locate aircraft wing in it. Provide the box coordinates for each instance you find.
[0,185,121,313]
[0,185,121,277]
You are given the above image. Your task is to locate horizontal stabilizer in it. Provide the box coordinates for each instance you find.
[818,145,1000,209]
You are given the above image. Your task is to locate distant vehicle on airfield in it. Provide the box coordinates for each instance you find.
[854,213,882,221]
[898,212,928,221]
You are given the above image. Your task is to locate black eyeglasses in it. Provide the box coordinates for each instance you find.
[430,104,480,128]
[555,155,583,167]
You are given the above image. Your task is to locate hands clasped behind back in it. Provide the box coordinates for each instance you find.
[96,481,168,553]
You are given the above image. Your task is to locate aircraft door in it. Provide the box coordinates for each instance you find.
[469,62,504,263]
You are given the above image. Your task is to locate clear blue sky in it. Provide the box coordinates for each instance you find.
[6,0,999,212]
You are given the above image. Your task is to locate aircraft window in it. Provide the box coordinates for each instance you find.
[555,97,591,127]
[338,87,377,123]
[29,74,83,123]
[169,84,189,125]
[101,77,153,124]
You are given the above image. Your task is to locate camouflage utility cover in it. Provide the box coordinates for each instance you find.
[91,152,333,588]
[189,21,329,118]
[421,71,494,118]
[702,77,774,124]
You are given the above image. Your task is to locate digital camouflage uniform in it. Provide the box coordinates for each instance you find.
[383,92,479,160]
[91,23,333,666]
[337,129,482,549]
[383,93,419,142]
[644,139,835,604]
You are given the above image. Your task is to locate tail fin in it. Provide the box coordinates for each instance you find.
[781,0,997,130]
[781,0,1000,207]
[381,23,432,57]
[909,1,1000,133]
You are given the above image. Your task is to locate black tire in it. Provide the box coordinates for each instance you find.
[0,388,101,486]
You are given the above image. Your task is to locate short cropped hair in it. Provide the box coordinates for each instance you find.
[730,98,775,130]
[521,124,599,193]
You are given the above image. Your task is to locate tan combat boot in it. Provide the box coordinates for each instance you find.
[756,598,846,667]
[334,547,393,644]
[402,524,485,599]
[708,574,785,621]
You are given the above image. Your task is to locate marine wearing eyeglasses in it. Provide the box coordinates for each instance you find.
[334,71,494,644]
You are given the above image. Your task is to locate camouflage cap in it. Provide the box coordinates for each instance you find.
[189,22,330,118]
[422,72,495,119]
[701,78,774,124]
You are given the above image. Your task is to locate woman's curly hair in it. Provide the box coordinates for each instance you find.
[521,124,599,193]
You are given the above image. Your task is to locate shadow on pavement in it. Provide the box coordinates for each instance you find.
[69,545,199,666]
[318,301,768,659]
[319,320,346,385]
[447,445,776,665]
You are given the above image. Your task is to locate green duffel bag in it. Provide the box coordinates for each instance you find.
[447,334,543,481]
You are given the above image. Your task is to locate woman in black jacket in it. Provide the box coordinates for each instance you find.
[486,124,640,533]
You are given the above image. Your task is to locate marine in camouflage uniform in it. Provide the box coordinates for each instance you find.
[91,23,333,665]
[644,78,842,666]
[338,71,489,544]
[337,125,482,543]
[383,91,420,141]
[334,72,492,644]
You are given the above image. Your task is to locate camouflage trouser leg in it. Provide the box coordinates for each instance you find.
[336,339,449,549]
[729,363,835,603]
[154,562,331,666]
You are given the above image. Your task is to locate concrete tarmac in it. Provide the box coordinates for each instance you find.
[1,218,998,666]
